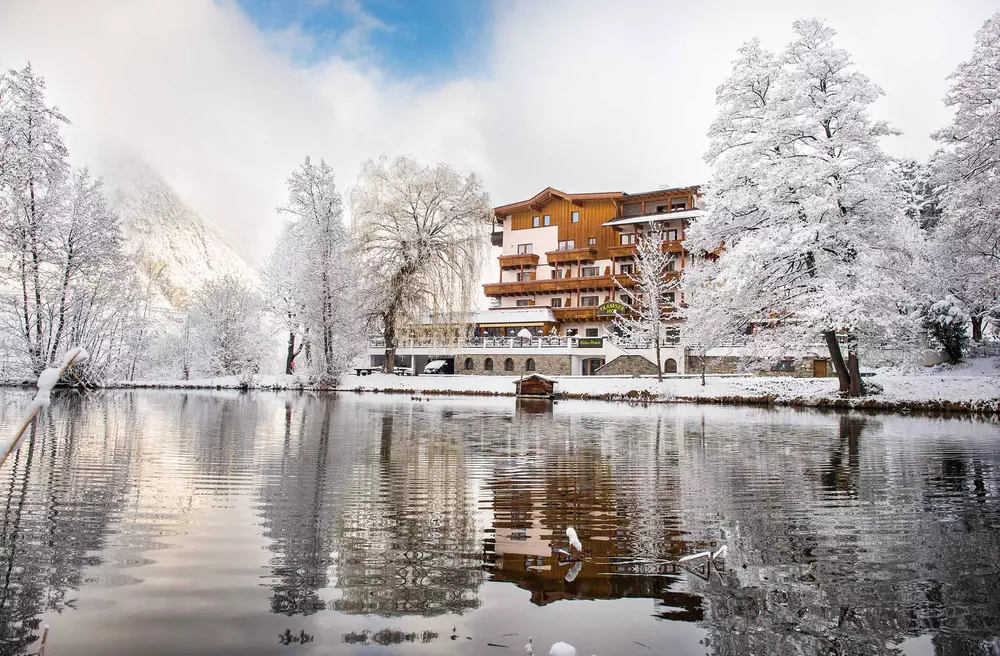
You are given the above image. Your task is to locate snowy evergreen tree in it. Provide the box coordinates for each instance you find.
[350,156,492,373]
[187,274,269,380]
[898,159,941,231]
[930,11,1000,342]
[612,226,680,382]
[919,295,970,364]
[685,20,924,396]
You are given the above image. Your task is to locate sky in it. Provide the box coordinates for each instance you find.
[0,0,995,265]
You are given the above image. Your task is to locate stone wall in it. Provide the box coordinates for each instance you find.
[456,353,572,376]
[685,355,837,378]
[594,355,659,376]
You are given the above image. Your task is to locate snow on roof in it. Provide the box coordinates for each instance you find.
[602,209,706,227]
[472,308,556,325]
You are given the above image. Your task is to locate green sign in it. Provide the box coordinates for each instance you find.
[597,302,627,316]
[578,337,604,348]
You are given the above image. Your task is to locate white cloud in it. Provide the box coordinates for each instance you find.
[0,0,994,265]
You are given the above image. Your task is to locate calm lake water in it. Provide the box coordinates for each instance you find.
[0,390,997,656]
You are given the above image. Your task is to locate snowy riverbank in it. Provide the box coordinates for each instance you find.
[97,359,1000,415]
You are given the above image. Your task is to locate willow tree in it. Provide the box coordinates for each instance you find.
[350,156,492,372]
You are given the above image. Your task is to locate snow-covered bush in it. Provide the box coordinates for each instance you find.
[920,296,970,364]
[187,275,271,378]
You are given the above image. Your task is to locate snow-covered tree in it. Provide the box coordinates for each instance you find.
[930,11,1000,342]
[0,63,71,373]
[613,226,680,382]
[350,156,492,373]
[680,256,747,385]
[898,159,941,231]
[187,274,269,379]
[685,20,924,396]
[263,222,307,375]
[272,157,361,384]
[919,295,970,364]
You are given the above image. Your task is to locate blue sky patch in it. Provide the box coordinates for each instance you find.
[236,0,490,77]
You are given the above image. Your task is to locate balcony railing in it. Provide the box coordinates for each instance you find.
[607,240,685,259]
[498,253,539,269]
[544,246,598,264]
[369,336,606,350]
[483,274,639,296]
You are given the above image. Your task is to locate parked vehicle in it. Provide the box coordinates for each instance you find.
[422,359,454,375]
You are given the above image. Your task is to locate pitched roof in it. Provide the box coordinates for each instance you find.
[494,187,624,216]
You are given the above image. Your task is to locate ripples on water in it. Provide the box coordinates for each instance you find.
[0,390,997,655]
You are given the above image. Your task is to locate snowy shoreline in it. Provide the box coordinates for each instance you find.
[5,367,997,416]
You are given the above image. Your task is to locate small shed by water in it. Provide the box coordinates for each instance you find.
[514,374,556,398]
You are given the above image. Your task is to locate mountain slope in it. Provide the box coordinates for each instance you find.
[97,154,255,309]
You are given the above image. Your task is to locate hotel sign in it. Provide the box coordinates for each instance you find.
[597,302,628,317]
[577,337,604,348]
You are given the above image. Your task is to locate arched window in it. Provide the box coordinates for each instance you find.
[504,358,515,371]
[525,358,536,372]
[464,357,474,371]
[484,358,494,371]
[664,358,678,374]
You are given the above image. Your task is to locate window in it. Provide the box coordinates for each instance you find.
[619,263,634,275]
[543,215,551,226]
[484,358,494,371]
[663,358,678,374]
[585,328,599,337]
[550,298,563,308]
[588,237,597,246]
[666,229,678,241]
[773,359,795,372]
[621,294,634,306]
[504,358,515,371]
[621,233,636,245]
[665,292,676,303]
[670,198,687,211]
[464,357,474,370]
[517,243,532,254]
[581,296,599,307]
[655,204,668,213]
[515,272,531,282]
[525,358,536,372]
[516,299,533,306]
[581,266,599,277]
[571,211,579,223]
[667,260,676,272]
[532,216,540,227]
[558,240,575,250]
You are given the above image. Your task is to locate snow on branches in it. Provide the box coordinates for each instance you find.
[686,19,924,394]
[350,156,492,372]
[930,11,1000,341]
[613,225,679,382]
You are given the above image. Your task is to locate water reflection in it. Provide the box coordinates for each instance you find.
[0,391,995,655]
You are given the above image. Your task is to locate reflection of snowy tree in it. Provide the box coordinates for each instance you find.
[332,406,483,616]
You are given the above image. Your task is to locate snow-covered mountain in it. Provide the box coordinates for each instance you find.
[97,154,255,309]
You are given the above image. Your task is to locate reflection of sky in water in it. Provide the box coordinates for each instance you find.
[0,391,997,655]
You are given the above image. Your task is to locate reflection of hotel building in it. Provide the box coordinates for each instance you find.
[367,185,704,376]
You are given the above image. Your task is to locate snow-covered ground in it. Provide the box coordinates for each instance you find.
[111,358,1000,414]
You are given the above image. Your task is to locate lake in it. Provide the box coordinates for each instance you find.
[0,390,997,655]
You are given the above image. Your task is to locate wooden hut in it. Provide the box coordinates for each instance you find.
[514,374,556,399]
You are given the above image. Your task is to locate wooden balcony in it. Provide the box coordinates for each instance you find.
[607,240,685,259]
[544,247,598,264]
[498,253,539,269]
[483,275,638,297]
[552,307,599,322]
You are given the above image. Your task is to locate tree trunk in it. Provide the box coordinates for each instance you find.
[655,335,662,383]
[824,330,851,393]
[971,315,983,342]
[700,351,706,387]
[847,351,862,397]
[285,331,296,375]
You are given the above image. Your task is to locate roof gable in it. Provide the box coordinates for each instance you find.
[494,187,624,216]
